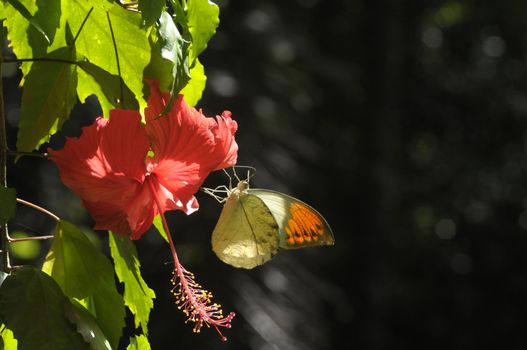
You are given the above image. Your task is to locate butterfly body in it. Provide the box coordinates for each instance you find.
[211,180,334,269]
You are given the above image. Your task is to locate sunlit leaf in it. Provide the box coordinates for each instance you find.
[64,0,150,111]
[77,61,139,116]
[0,187,16,225]
[0,266,89,350]
[126,335,151,350]
[180,58,206,106]
[64,301,111,350]
[42,221,125,348]
[186,0,219,62]
[152,215,168,242]
[42,220,108,299]
[138,0,165,27]
[0,326,18,350]
[4,0,63,76]
[16,47,77,152]
[5,0,50,44]
[8,232,40,260]
[109,232,155,334]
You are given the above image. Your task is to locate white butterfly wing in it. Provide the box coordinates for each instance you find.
[211,191,280,269]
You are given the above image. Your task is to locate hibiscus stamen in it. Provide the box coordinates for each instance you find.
[147,179,235,341]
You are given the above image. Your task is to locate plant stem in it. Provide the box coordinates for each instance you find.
[8,235,54,243]
[0,46,10,273]
[16,198,60,222]
[6,150,48,158]
[3,57,79,65]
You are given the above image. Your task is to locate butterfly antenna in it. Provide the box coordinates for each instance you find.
[232,165,256,182]
[222,168,233,190]
[232,166,241,183]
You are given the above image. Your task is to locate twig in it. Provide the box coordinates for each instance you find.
[0,44,10,272]
[16,198,60,222]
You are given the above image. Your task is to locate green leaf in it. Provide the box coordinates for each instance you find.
[152,215,168,242]
[0,332,3,350]
[0,187,16,225]
[186,0,219,62]
[16,47,77,153]
[180,58,206,107]
[64,0,150,111]
[0,326,18,350]
[0,266,89,350]
[77,272,125,350]
[4,0,63,76]
[109,232,155,334]
[138,0,165,27]
[77,61,139,116]
[126,335,151,350]
[42,221,125,349]
[143,24,175,93]
[42,220,107,299]
[157,11,190,113]
[64,301,111,350]
[5,0,50,44]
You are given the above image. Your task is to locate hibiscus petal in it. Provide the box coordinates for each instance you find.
[210,111,238,170]
[143,81,238,214]
[49,110,151,237]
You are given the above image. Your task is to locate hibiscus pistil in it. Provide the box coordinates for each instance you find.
[148,179,234,341]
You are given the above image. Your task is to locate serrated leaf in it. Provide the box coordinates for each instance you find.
[0,187,16,225]
[109,232,155,334]
[180,58,206,107]
[138,0,165,27]
[64,301,111,350]
[42,220,108,299]
[0,326,17,350]
[4,0,63,76]
[77,61,139,116]
[5,0,50,44]
[16,46,77,152]
[64,0,150,111]
[186,0,219,62]
[0,266,89,350]
[127,335,151,350]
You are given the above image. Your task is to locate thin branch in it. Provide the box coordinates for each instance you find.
[3,57,79,65]
[16,198,60,222]
[8,235,54,243]
[0,44,10,273]
[6,150,48,158]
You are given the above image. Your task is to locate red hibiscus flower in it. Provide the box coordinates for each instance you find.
[50,81,238,240]
[49,81,236,340]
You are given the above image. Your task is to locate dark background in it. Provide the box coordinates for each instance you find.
[5,0,527,349]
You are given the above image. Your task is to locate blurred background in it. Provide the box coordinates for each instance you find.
[5,0,527,349]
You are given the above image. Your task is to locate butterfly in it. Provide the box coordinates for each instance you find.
[204,170,334,269]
